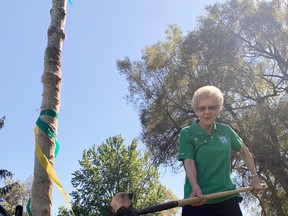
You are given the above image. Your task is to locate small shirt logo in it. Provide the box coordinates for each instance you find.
[219,136,228,145]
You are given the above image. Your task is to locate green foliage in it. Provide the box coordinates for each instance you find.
[57,206,70,216]
[0,177,32,216]
[69,135,169,216]
[0,116,5,130]
[0,170,18,202]
[117,0,288,214]
[0,170,13,180]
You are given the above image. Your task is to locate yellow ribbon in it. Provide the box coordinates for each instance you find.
[34,126,75,216]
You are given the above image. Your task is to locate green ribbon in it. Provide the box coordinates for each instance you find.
[27,109,60,216]
[36,117,60,157]
[68,0,73,6]
[26,198,31,216]
[40,109,58,119]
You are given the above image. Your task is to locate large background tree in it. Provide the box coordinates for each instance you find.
[117,0,287,215]
[31,0,68,215]
[69,135,179,216]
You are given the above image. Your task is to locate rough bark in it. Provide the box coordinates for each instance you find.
[31,0,67,215]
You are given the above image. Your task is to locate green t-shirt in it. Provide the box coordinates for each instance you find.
[177,120,243,204]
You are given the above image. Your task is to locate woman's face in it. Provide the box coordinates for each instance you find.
[195,97,220,131]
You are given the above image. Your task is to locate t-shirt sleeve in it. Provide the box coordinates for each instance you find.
[177,128,195,161]
[228,126,243,152]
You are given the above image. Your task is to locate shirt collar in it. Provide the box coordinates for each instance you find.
[191,120,219,135]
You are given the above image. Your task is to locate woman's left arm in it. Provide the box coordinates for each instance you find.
[239,144,262,195]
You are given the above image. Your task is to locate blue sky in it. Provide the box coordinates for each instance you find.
[1,0,226,215]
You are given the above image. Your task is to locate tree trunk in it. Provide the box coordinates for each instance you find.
[31,0,67,215]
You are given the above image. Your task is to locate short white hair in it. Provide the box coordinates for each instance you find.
[191,85,224,111]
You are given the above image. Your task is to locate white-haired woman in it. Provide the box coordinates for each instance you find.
[178,85,261,216]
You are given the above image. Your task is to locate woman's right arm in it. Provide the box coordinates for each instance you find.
[184,159,206,205]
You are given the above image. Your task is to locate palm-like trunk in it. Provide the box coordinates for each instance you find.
[31,0,67,215]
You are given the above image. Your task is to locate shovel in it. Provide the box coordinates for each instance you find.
[110,184,266,216]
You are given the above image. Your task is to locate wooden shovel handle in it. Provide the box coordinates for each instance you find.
[178,185,254,206]
[137,184,266,215]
